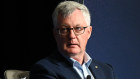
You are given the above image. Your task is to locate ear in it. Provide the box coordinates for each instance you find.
[87,26,92,39]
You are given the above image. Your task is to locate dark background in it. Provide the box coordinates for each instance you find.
[3,0,140,79]
[85,0,140,79]
[3,0,60,78]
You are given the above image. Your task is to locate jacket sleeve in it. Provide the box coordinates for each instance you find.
[29,64,58,79]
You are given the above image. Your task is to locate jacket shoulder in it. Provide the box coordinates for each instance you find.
[90,60,117,79]
[93,60,113,69]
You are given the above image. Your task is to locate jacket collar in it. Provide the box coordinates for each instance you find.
[50,50,82,79]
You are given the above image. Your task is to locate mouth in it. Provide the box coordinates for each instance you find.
[67,43,79,48]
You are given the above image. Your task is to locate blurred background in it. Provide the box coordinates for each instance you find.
[3,0,140,79]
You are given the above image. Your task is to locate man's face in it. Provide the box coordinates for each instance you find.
[54,9,92,56]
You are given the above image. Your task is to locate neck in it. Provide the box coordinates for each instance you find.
[71,52,85,65]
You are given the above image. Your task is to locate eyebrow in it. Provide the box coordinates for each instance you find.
[60,24,81,27]
[60,24,69,27]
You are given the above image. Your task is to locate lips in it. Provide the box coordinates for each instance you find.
[67,43,79,47]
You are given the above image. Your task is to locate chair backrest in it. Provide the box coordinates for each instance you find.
[4,70,30,79]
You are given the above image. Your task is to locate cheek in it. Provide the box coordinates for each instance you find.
[56,36,67,46]
[79,35,89,47]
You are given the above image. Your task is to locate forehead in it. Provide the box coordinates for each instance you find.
[57,9,87,28]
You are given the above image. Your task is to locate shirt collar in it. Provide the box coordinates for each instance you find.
[70,52,92,67]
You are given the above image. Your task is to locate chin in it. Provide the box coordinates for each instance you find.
[65,49,81,55]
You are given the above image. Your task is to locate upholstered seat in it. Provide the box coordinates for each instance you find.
[4,70,29,79]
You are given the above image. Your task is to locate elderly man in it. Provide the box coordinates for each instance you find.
[30,1,116,79]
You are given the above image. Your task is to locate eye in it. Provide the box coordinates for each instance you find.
[74,27,83,31]
[61,28,67,30]
[60,28,68,33]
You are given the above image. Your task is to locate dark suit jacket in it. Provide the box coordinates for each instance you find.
[30,51,116,79]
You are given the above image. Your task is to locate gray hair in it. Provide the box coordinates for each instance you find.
[52,1,91,27]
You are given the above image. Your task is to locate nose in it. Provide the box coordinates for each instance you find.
[68,29,76,39]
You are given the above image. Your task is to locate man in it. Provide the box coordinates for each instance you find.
[30,1,116,79]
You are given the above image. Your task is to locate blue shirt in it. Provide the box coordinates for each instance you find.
[70,53,95,79]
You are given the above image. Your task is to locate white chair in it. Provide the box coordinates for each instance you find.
[4,70,30,79]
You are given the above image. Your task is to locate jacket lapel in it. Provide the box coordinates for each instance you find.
[89,61,106,79]
[51,51,82,79]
